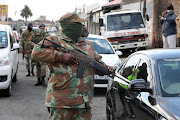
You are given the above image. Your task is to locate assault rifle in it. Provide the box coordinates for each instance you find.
[40,38,131,84]
[41,38,114,78]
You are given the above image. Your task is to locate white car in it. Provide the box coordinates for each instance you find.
[86,34,122,88]
[33,27,39,32]
[0,24,19,96]
[13,30,20,43]
[21,26,27,32]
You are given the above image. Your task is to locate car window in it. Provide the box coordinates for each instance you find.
[119,55,140,80]
[86,37,114,54]
[157,59,180,97]
[136,59,152,88]
[9,30,14,48]
[0,31,8,48]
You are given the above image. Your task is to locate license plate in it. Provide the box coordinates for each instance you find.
[124,44,134,47]
[94,75,109,79]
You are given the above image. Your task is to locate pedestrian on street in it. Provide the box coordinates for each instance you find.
[29,24,49,86]
[31,13,113,120]
[20,23,36,76]
[176,14,180,46]
[160,4,177,48]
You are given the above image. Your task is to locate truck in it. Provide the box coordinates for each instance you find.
[99,9,149,52]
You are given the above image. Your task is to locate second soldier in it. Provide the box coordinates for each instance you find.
[29,24,49,86]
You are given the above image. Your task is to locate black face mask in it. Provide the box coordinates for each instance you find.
[61,23,83,43]
[28,27,32,31]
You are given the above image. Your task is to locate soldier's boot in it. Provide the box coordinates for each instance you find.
[31,67,35,76]
[34,78,42,86]
[41,77,47,87]
[26,69,31,76]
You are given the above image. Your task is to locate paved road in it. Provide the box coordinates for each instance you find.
[0,54,108,120]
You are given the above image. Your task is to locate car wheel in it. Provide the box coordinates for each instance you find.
[12,65,18,82]
[2,81,12,97]
[106,94,116,120]
[12,72,17,82]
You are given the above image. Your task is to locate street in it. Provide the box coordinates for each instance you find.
[0,53,120,120]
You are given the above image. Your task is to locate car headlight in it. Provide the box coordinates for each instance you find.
[114,61,121,69]
[0,56,9,66]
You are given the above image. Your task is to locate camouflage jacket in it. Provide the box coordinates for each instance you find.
[31,32,103,108]
[20,29,35,54]
[29,31,49,47]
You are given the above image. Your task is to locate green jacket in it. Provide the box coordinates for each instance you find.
[119,68,140,89]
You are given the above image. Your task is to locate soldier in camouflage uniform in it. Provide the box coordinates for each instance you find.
[29,24,49,86]
[31,13,113,120]
[20,23,36,76]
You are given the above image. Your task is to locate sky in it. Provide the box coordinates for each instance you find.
[1,0,108,21]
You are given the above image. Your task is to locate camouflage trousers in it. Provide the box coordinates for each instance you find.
[36,61,46,78]
[25,57,36,70]
[48,107,91,120]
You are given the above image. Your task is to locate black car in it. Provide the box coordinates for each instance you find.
[106,49,180,120]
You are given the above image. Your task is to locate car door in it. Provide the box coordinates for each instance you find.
[113,54,156,120]
[9,29,18,76]
[127,55,157,120]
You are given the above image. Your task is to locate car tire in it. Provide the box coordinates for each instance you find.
[12,72,17,82]
[106,94,116,120]
[2,82,12,97]
[12,64,18,82]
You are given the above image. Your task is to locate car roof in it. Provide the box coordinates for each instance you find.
[133,48,180,60]
[0,24,11,31]
[87,34,104,39]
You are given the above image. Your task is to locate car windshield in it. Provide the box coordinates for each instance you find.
[107,12,145,31]
[0,31,8,48]
[157,59,180,97]
[86,37,114,54]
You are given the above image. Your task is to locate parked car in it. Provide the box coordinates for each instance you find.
[106,49,180,120]
[21,26,27,32]
[0,24,19,96]
[13,31,20,43]
[86,34,122,88]
[47,27,57,33]
[33,27,39,32]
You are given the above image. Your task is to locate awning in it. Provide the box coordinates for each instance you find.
[103,0,121,7]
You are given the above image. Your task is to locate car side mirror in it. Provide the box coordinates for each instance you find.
[99,18,104,27]
[128,79,151,92]
[116,50,123,56]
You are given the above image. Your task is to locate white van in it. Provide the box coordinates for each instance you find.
[0,24,19,96]
[86,34,122,88]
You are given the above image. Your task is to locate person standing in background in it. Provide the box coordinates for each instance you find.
[160,4,177,48]
[20,23,36,76]
[29,24,49,86]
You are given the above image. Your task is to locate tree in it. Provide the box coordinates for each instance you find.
[38,15,46,20]
[8,17,13,21]
[20,5,33,23]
